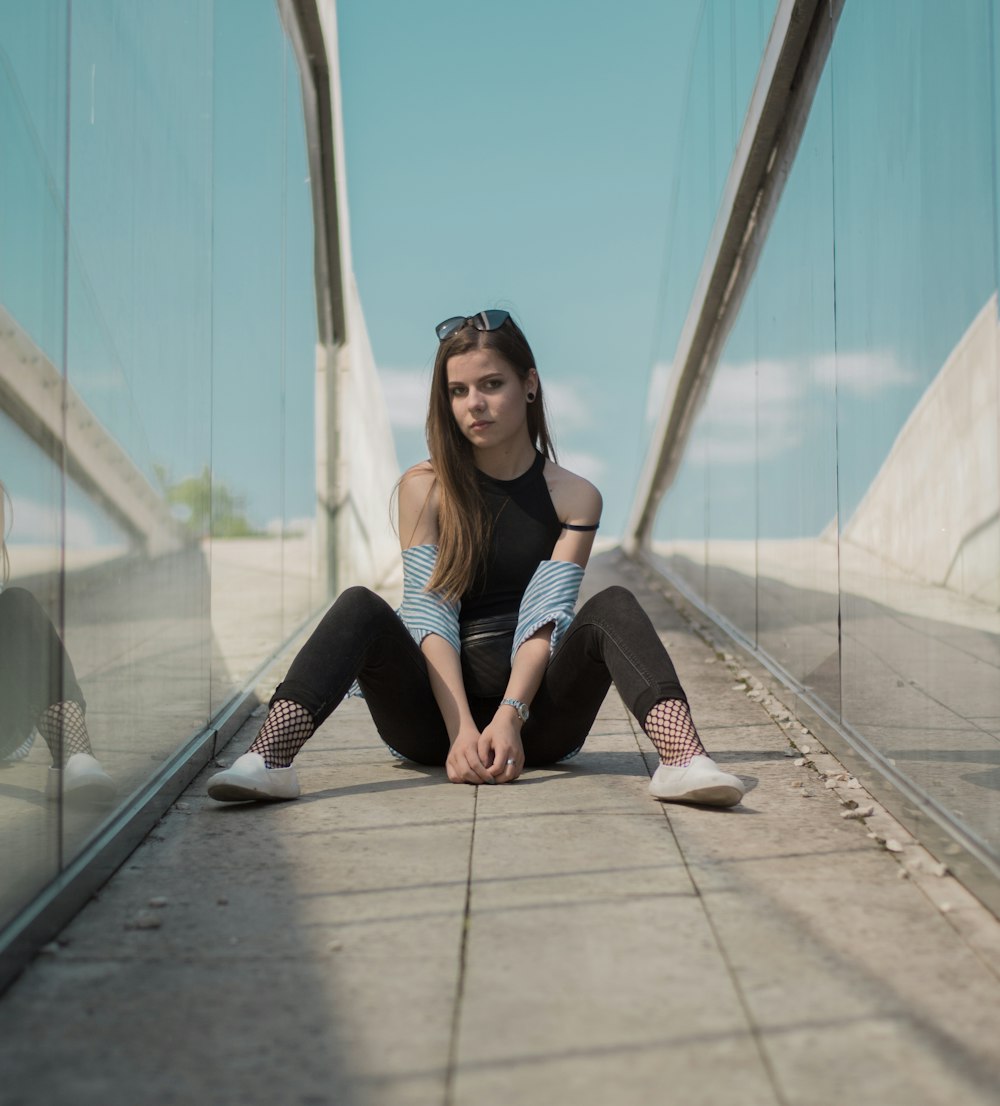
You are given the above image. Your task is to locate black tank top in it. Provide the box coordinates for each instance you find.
[460,451,562,622]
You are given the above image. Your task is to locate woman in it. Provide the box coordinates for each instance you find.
[208,311,744,806]
[0,481,115,800]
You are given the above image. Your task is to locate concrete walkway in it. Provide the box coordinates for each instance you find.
[1,552,999,1106]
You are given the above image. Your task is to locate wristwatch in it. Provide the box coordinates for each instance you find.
[500,697,530,722]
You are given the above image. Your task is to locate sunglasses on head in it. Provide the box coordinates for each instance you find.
[435,309,511,343]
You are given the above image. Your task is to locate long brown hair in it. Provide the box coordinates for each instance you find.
[426,314,556,600]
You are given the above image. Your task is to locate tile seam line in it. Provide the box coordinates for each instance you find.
[443,786,478,1106]
[627,711,790,1106]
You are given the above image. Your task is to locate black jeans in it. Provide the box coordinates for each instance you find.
[273,585,686,767]
[0,587,86,757]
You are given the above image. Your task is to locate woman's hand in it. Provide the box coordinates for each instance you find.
[446,726,495,785]
[480,715,524,784]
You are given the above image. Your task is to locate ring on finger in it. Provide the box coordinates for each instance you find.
[506,758,516,767]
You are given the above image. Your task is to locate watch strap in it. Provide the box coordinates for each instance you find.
[500,697,530,722]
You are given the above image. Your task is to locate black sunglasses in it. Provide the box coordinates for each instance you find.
[435,309,511,343]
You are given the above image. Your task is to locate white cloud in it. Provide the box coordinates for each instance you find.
[5,496,119,549]
[376,366,431,429]
[686,358,803,465]
[558,450,606,482]
[671,348,913,466]
[644,362,671,423]
[540,379,591,429]
[813,350,914,395]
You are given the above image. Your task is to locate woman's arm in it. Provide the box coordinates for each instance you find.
[397,465,493,785]
[482,470,603,781]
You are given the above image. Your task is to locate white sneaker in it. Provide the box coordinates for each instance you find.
[207,752,300,802]
[46,752,116,803]
[649,755,745,807]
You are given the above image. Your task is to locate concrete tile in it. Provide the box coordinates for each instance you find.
[4,551,1000,1106]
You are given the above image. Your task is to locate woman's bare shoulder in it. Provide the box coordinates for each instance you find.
[400,459,436,487]
[398,461,440,546]
[543,460,603,524]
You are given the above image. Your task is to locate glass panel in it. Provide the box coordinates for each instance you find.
[210,0,287,710]
[832,0,1000,852]
[645,0,777,454]
[58,0,213,864]
[704,282,758,641]
[754,69,839,711]
[0,4,68,927]
[649,0,778,613]
[282,43,323,637]
[650,424,708,597]
[0,0,328,934]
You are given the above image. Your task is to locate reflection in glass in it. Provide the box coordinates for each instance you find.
[704,282,759,642]
[0,4,69,930]
[832,0,1000,853]
[647,0,1000,876]
[754,69,839,713]
[0,0,329,933]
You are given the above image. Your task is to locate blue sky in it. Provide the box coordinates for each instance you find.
[6,0,988,554]
[336,0,704,534]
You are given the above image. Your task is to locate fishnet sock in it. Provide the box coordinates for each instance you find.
[643,698,707,767]
[248,699,316,768]
[37,701,93,767]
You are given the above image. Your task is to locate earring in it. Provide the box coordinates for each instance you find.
[527,392,536,402]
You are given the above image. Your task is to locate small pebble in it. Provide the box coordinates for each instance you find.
[783,749,796,757]
[885,838,903,853]
[217,897,229,906]
[898,869,910,880]
[841,806,874,820]
[929,862,949,878]
[731,684,745,692]
[800,745,811,755]
[148,896,169,908]
[801,789,814,798]
[793,757,806,767]
[129,912,162,930]
[847,778,862,790]
[40,942,61,956]
[940,902,954,914]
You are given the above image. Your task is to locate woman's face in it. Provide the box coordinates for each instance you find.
[445,348,536,450]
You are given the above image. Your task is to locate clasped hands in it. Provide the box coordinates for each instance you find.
[445,715,523,785]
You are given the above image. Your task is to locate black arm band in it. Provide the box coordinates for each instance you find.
[561,521,600,532]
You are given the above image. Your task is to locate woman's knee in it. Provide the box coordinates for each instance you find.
[577,585,640,621]
[332,585,391,620]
